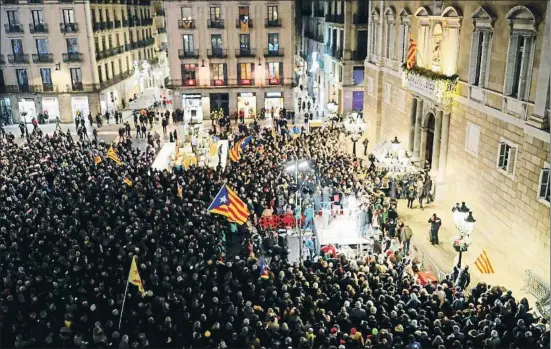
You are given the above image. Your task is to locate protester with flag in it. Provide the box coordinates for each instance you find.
[259,255,269,279]
[229,136,252,162]
[107,145,122,165]
[208,184,250,224]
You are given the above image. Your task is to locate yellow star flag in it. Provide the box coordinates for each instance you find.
[107,146,122,165]
[128,256,145,296]
[123,178,133,187]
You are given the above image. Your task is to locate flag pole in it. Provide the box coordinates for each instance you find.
[118,279,129,329]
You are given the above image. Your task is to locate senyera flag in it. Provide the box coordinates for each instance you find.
[208,184,250,225]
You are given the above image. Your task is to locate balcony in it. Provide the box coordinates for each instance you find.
[42,83,54,92]
[178,19,196,29]
[325,14,344,24]
[314,8,325,17]
[4,24,24,34]
[266,78,282,86]
[123,19,129,27]
[71,82,83,91]
[93,22,106,32]
[178,49,199,59]
[351,50,367,61]
[106,21,114,30]
[154,9,165,16]
[207,19,225,29]
[32,53,54,63]
[63,52,83,62]
[115,46,125,54]
[157,27,166,34]
[28,0,43,3]
[265,18,282,27]
[178,79,197,87]
[207,49,227,58]
[264,48,284,57]
[18,84,31,92]
[235,18,254,29]
[142,18,153,26]
[401,65,458,107]
[114,20,121,28]
[144,38,155,46]
[353,14,368,25]
[60,22,78,33]
[301,9,312,16]
[29,23,48,33]
[211,79,226,86]
[239,79,253,86]
[8,54,30,64]
[125,43,132,51]
[235,48,255,58]
[305,31,323,43]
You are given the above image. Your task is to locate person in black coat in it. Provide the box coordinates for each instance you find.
[428,213,442,245]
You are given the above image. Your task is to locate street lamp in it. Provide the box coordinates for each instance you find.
[451,202,475,268]
[391,136,401,153]
[283,159,314,261]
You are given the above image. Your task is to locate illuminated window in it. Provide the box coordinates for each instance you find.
[268,62,281,84]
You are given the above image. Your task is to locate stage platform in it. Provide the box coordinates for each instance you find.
[314,214,374,246]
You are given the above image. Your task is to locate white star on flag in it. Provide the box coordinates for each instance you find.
[219,196,227,203]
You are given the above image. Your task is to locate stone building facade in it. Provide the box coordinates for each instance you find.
[364,0,550,283]
[0,0,158,124]
[164,0,295,120]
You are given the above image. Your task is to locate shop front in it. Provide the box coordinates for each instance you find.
[264,92,283,118]
[210,93,229,118]
[41,97,60,121]
[0,97,14,124]
[18,98,37,121]
[237,92,257,119]
[182,93,203,123]
[71,96,90,119]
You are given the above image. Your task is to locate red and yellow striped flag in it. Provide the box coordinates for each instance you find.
[128,256,146,296]
[474,250,494,274]
[406,35,417,69]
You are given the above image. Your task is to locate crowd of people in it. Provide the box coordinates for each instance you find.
[0,115,549,349]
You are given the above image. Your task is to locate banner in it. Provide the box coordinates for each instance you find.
[239,7,249,32]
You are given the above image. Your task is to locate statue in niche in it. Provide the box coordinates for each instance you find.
[431,23,443,72]
[434,0,444,16]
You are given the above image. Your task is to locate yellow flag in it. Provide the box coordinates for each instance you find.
[123,178,133,186]
[107,146,122,165]
[177,183,183,198]
[128,256,145,296]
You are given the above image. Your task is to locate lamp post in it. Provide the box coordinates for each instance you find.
[451,202,476,268]
[284,159,312,261]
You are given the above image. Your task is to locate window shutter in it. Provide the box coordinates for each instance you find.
[518,36,533,101]
[498,142,506,168]
[180,64,185,80]
[504,34,519,96]
[251,63,255,79]
[237,64,241,81]
[398,24,405,62]
[507,147,517,174]
[468,31,481,85]
[223,63,228,83]
[279,62,283,82]
[540,169,550,198]
[479,32,491,88]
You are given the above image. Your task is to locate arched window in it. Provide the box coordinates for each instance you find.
[369,8,380,62]
[468,6,494,88]
[384,8,395,60]
[398,8,411,63]
[503,6,537,101]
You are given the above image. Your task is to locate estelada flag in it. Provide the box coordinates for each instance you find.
[259,255,269,279]
[123,177,133,187]
[128,256,145,296]
[474,250,495,274]
[107,145,122,165]
[229,136,252,162]
[208,184,250,225]
[239,7,249,32]
[92,150,102,165]
[406,34,417,69]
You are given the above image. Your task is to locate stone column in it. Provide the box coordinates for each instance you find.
[437,111,450,182]
[431,109,443,172]
[413,98,423,159]
[408,97,417,153]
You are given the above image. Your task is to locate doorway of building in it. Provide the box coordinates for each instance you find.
[425,112,435,168]
[210,93,229,118]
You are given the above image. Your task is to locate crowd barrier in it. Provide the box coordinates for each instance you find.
[411,242,449,281]
[522,270,550,319]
